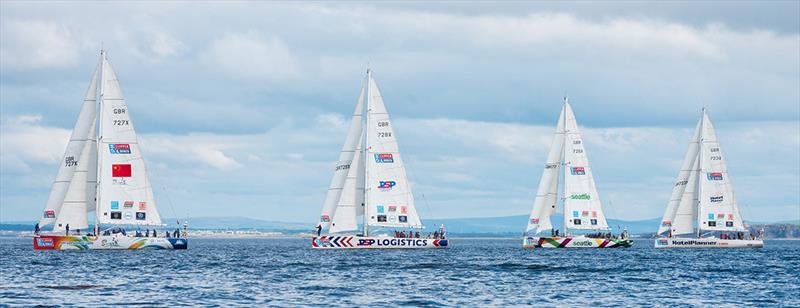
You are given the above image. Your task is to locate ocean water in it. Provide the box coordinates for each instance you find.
[1,237,798,307]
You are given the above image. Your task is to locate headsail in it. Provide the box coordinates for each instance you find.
[329,130,365,233]
[40,62,99,228]
[697,110,745,232]
[562,101,609,230]
[52,120,96,231]
[658,119,702,235]
[96,52,161,226]
[319,85,365,229]
[526,105,565,233]
[364,71,422,229]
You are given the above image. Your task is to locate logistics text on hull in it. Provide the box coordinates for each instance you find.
[33,235,188,250]
[654,237,764,248]
[523,236,633,248]
[311,236,447,249]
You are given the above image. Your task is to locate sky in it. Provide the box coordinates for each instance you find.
[1,1,798,224]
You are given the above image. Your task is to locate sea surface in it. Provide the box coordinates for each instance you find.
[1,237,798,307]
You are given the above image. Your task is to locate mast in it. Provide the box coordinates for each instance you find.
[561,97,569,237]
[695,108,705,238]
[362,69,371,237]
[95,49,106,227]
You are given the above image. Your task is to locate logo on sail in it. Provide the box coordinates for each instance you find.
[378,181,396,190]
[112,164,132,185]
[399,216,408,223]
[111,201,119,210]
[570,166,586,175]
[43,210,55,218]
[109,144,131,154]
[661,220,672,226]
[709,195,724,203]
[569,193,591,200]
[320,215,330,222]
[706,172,723,181]
[123,201,134,209]
[374,153,394,163]
[530,218,540,224]
[136,212,146,220]
[138,202,147,210]
[110,212,122,220]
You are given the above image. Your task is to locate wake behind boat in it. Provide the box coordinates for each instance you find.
[523,98,632,249]
[33,51,187,250]
[311,70,447,249]
[654,109,763,249]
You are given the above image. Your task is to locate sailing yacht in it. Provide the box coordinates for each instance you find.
[312,69,447,249]
[33,51,187,250]
[654,109,763,248]
[523,98,632,248]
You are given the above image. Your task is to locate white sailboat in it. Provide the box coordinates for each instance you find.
[654,109,763,248]
[312,69,447,249]
[523,98,632,248]
[33,51,187,250]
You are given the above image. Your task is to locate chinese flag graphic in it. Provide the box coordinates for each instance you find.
[111,164,132,177]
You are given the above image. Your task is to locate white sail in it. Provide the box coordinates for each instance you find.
[697,110,745,232]
[364,71,422,228]
[329,136,364,233]
[96,52,161,226]
[39,63,99,227]
[672,155,700,235]
[52,120,96,231]
[562,102,609,230]
[526,106,565,233]
[319,86,365,229]
[658,120,702,235]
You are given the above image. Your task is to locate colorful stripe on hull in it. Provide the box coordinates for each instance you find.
[312,236,447,249]
[523,236,632,248]
[33,235,187,250]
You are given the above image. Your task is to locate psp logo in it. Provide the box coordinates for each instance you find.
[358,239,376,246]
[378,181,396,190]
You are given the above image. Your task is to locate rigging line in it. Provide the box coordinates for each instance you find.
[148,165,180,226]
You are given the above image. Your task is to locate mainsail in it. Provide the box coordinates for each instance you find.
[320,70,423,235]
[364,71,422,229]
[562,102,609,230]
[96,52,161,226]
[697,110,745,232]
[40,61,99,229]
[526,98,610,234]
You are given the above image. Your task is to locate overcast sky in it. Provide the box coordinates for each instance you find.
[1,1,798,224]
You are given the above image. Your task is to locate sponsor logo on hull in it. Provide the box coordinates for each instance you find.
[311,236,447,249]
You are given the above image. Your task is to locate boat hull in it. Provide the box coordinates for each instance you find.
[311,236,447,249]
[523,236,633,248]
[33,234,188,250]
[654,237,763,248]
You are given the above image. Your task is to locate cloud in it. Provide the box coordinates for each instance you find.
[199,31,299,81]
[0,20,80,69]
[0,115,70,172]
